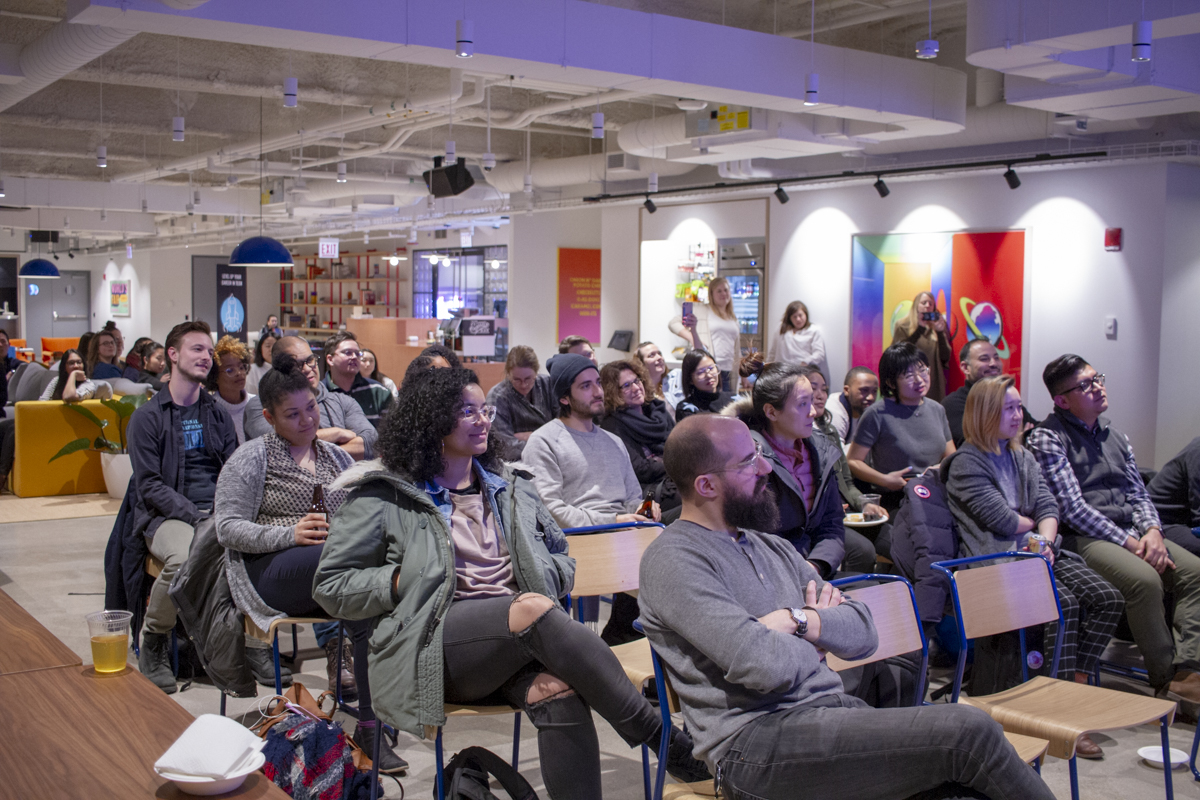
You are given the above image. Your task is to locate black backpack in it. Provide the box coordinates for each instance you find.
[440,747,539,800]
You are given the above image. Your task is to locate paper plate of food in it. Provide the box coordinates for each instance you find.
[843,511,888,528]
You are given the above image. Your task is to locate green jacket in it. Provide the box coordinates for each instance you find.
[312,459,575,739]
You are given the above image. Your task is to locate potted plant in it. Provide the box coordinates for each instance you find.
[49,395,149,499]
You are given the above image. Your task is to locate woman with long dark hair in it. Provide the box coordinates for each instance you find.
[40,348,111,402]
[358,348,398,399]
[768,300,828,381]
[314,367,708,800]
[246,333,276,395]
[675,349,734,422]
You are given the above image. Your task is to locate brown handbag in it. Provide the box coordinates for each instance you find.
[252,681,374,771]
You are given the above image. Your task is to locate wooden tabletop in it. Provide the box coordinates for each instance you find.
[0,588,83,676]
[0,665,289,800]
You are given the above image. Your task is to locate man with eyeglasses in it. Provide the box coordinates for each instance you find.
[321,331,394,429]
[1028,354,1200,704]
[243,336,376,461]
[638,414,1056,800]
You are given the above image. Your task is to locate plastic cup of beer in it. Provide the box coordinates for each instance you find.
[86,610,132,673]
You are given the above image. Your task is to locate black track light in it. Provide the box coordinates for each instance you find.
[774,185,790,204]
[67,250,74,258]
[52,252,59,261]
[644,196,657,213]
[873,177,890,198]
[1003,166,1021,190]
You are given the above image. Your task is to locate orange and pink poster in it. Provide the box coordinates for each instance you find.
[557,248,602,344]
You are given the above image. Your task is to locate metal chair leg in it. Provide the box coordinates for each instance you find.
[511,712,521,767]
[1162,716,1175,800]
[1189,713,1200,782]
[435,726,446,800]
[271,630,283,696]
[291,623,299,661]
[219,692,226,717]
[641,743,651,800]
[1069,755,1080,800]
[367,719,382,800]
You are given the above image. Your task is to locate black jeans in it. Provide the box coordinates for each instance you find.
[245,544,375,721]
[442,594,662,800]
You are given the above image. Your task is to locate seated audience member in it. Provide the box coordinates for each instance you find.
[102,321,126,365]
[87,328,124,381]
[244,336,377,461]
[260,314,284,341]
[40,348,112,402]
[730,361,874,578]
[827,367,878,446]
[76,332,95,366]
[359,348,398,399]
[246,332,276,395]
[634,341,674,415]
[122,336,152,382]
[418,343,462,369]
[524,353,658,645]
[599,359,679,514]
[206,336,254,445]
[675,349,734,422]
[215,354,406,773]
[939,338,1036,447]
[0,329,17,417]
[487,344,555,461]
[1028,355,1200,702]
[322,331,394,429]
[1148,437,1200,558]
[944,376,1122,757]
[558,334,597,366]
[313,368,709,797]
[137,342,167,392]
[637,414,1056,800]
[127,321,238,693]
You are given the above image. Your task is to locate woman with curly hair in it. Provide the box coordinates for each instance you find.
[599,358,678,511]
[206,335,254,444]
[314,368,709,800]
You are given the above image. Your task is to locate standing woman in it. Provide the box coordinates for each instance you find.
[206,336,254,445]
[486,344,555,462]
[634,341,675,415]
[891,291,951,401]
[313,368,708,800]
[87,329,123,381]
[675,349,734,422]
[768,301,828,383]
[246,333,276,395]
[669,277,741,391]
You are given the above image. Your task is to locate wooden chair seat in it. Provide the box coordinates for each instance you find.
[1003,731,1050,766]
[444,703,520,717]
[243,615,330,643]
[611,637,655,688]
[962,675,1176,760]
[146,555,164,579]
[661,780,716,799]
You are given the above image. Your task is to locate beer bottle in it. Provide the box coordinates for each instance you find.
[636,489,655,518]
[310,485,328,522]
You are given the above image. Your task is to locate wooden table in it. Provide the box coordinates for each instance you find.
[0,665,288,800]
[0,588,82,676]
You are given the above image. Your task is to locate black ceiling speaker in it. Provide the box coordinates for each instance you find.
[30,230,60,243]
[423,156,475,198]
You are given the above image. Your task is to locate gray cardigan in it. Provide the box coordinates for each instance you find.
[215,435,354,631]
[942,443,1058,558]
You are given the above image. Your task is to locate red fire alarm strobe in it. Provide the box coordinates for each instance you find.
[1105,228,1123,252]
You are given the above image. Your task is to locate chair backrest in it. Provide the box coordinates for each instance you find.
[15,364,54,402]
[568,526,661,596]
[41,336,80,365]
[952,557,1060,639]
[826,579,925,671]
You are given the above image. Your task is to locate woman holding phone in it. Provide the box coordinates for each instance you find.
[891,291,951,401]
[668,277,741,391]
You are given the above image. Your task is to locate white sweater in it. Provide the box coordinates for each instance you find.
[768,327,828,381]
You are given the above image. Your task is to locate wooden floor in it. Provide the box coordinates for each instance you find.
[0,492,121,524]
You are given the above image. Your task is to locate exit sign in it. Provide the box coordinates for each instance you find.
[318,238,340,259]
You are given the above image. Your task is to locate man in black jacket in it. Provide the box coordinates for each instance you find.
[939,338,1036,447]
[127,320,237,692]
[1148,437,1200,558]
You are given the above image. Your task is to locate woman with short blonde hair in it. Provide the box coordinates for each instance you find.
[962,374,1021,455]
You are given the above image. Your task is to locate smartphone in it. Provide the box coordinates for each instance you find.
[682,301,693,318]
[920,311,940,322]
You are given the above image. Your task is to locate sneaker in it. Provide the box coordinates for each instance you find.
[246,646,292,689]
[353,724,409,775]
[325,638,357,701]
[664,726,712,784]
[1169,670,1200,704]
[138,631,177,694]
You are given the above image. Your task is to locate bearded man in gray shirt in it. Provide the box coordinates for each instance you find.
[638,414,1055,800]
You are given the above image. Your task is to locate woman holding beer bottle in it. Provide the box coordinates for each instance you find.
[214,353,408,773]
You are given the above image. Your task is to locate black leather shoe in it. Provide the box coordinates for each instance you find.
[138,631,177,694]
[246,646,292,689]
[665,726,712,784]
[353,724,409,775]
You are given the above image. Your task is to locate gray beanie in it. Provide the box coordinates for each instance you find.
[547,353,598,402]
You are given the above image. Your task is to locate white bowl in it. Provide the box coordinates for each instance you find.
[154,751,266,796]
[1137,745,1188,769]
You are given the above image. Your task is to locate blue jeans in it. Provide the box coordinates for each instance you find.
[719,696,1054,800]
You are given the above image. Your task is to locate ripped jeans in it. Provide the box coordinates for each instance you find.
[442,594,663,800]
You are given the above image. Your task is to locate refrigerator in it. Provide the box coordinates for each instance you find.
[718,237,766,357]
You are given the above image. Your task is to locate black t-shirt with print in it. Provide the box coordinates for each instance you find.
[180,401,220,510]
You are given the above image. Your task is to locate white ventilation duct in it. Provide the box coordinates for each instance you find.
[485,153,697,194]
[0,22,138,113]
[291,180,428,204]
[157,0,212,8]
[717,161,781,180]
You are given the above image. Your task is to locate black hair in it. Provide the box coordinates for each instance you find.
[738,360,808,431]
[377,367,502,482]
[1043,354,1090,397]
[258,352,317,414]
[681,349,717,395]
[842,365,875,387]
[878,341,929,400]
[126,336,151,362]
[138,342,164,373]
[255,331,278,367]
[419,344,461,369]
[53,348,84,401]
[958,337,994,366]
[402,355,439,387]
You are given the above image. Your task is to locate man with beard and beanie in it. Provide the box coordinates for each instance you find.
[637,414,1057,800]
[523,352,659,645]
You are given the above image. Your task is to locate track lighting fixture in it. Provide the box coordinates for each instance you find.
[591,112,604,139]
[1132,20,1152,62]
[173,116,185,142]
[283,77,298,108]
[337,162,347,183]
[774,185,789,204]
[1003,166,1021,190]
[456,19,474,58]
[193,189,201,206]
[643,196,657,213]
[0,179,5,198]
[52,252,59,261]
[482,153,496,171]
[67,250,74,259]
[96,146,107,168]
[648,172,659,193]
[873,177,890,198]
[804,73,819,106]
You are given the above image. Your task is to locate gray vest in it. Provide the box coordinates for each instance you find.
[1040,408,1134,532]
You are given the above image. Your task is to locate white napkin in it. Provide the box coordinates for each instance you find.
[155,714,266,779]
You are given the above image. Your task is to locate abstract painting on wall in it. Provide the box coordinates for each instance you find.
[850,231,1025,392]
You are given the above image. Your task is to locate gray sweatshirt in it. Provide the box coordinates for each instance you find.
[639,520,878,768]
[521,418,642,529]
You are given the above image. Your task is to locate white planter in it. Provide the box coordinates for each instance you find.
[100,452,133,500]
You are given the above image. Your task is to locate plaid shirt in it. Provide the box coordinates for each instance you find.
[322,372,394,429]
[1026,410,1160,546]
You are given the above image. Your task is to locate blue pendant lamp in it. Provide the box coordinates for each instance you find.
[19,257,60,279]
[228,235,293,267]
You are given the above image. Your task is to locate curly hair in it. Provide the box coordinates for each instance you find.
[419,344,461,369]
[258,352,316,414]
[377,367,502,482]
[205,335,252,391]
[599,359,650,415]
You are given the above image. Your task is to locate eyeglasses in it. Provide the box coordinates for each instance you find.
[1062,373,1106,395]
[713,440,765,475]
[459,404,497,423]
[297,355,319,370]
[694,365,720,378]
[900,365,931,383]
[222,363,250,376]
[334,349,364,359]
[619,379,643,393]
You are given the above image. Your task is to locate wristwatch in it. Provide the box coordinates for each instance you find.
[788,607,808,637]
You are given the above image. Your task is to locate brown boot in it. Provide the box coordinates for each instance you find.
[1168,670,1200,704]
[324,639,357,701]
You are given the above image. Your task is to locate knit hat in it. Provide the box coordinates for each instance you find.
[547,353,598,403]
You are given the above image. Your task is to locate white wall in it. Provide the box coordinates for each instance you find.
[599,205,641,363]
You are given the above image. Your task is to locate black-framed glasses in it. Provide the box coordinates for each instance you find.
[695,365,720,378]
[712,440,765,475]
[619,378,643,393]
[1063,373,1106,395]
[459,404,497,423]
[297,355,319,369]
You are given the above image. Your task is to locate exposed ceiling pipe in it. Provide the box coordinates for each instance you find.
[485,152,697,193]
[291,181,428,203]
[489,90,642,130]
[782,0,964,38]
[157,0,214,9]
[717,160,783,180]
[0,22,138,113]
[215,160,424,186]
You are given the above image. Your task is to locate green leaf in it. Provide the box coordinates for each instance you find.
[101,398,135,420]
[63,403,107,430]
[94,436,120,453]
[125,392,150,410]
[49,438,93,462]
